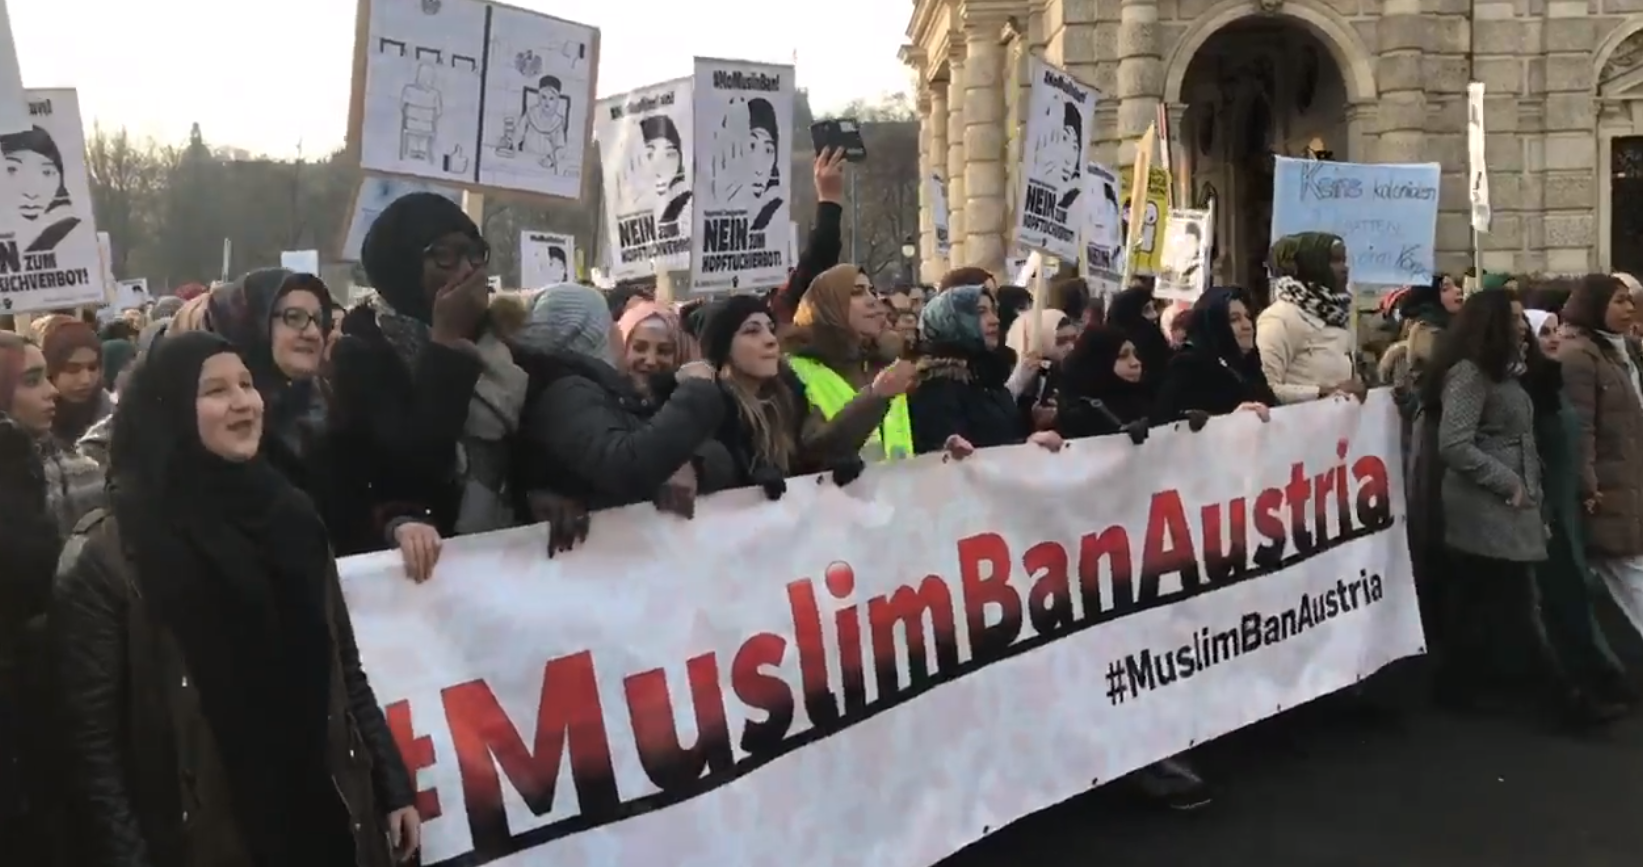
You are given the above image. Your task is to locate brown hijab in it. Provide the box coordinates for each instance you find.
[785,264,900,384]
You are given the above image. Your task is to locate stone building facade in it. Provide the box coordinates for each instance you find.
[902,0,1643,287]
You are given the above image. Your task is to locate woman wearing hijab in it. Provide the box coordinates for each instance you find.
[514,284,733,515]
[100,338,136,397]
[910,284,1065,457]
[616,299,684,400]
[1059,326,1158,441]
[30,315,112,448]
[1153,287,1277,422]
[51,331,419,867]
[329,192,549,557]
[1259,232,1363,404]
[783,264,911,463]
[1003,309,1076,432]
[1104,283,1172,386]
[695,294,897,498]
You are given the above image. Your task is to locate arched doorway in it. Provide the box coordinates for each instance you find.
[1174,17,1351,302]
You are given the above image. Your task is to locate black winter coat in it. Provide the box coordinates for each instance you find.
[908,350,1028,454]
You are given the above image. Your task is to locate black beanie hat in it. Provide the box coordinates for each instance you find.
[361,192,480,323]
[698,294,771,368]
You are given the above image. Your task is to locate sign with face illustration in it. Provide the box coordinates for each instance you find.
[688,57,795,293]
[594,76,693,281]
[519,229,575,288]
[0,89,106,314]
[1014,58,1098,262]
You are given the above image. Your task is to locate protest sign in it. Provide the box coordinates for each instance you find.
[520,230,574,287]
[351,0,599,199]
[1014,58,1096,261]
[1156,207,1211,302]
[340,176,463,262]
[1467,82,1490,234]
[1080,162,1124,296]
[929,172,952,257]
[688,58,794,292]
[341,391,1422,867]
[0,89,105,314]
[280,249,320,275]
[1270,157,1440,285]
[595,77,693,281]
[1118,166,1169,276]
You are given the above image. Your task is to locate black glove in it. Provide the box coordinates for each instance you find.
[750,464,788,501]
[1121,419,1150,445]
[829,456,866,488]
[1184,409,1211,432]
[526,489,589,558]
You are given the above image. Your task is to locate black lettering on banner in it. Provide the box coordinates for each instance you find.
[1022,180,1076,244]
[615,213,690,264]
[699,212,782,274]
[607,90,676,122]
[1298,161,1436,204]
[712,70,782,92]
[1040,69,1088,105]
[27,98,51,118]
[0,239,94,296]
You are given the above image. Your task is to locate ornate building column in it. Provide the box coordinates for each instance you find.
[928,82,952,281]
[1374,0,1426,165]
[916,87,936,281]
[962,13,1009,278]
[945,44,968,269]
[1115,0,1162,167]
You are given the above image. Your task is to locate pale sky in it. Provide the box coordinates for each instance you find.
[10,0,915,158]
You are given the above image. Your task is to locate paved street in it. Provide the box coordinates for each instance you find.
[944,616,1643,867]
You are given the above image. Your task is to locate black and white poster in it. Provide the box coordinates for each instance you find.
[0,89,105,314]
[1155,207,1212,303]
[1013,58,1097,262]
[520,229,575,288]
[928,172,951,257]
[1079,161,1124,297]
[595,76,692,281]
[689,57,794,293]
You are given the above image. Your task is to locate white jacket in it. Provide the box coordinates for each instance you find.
[1256,298,1354,404]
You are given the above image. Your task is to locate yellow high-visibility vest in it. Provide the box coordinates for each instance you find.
[786,355,913,462]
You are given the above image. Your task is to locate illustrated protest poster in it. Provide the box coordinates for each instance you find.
[1013,58,1096,262]
[1155,207,1212,303]
[1080,162,1124,296]
[341,175,463,261]
[0,89,106,314]
[353,0,599,200]
[928,172,951,256]
[688,58,795,293]
[594,77,693,281]
[519,230,574,288]
[1118,166,1170,276]
[1467,82,1490,234]
[1270,156,1440,285]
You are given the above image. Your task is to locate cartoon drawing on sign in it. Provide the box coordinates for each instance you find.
[706,97,784,230]
[1033,99,1083,210]
[400,63,442,163]
[640,115,692,237]
[1156,209,1210,301]
[542,244,568,283]
[497,75,570,170]
[475,5,593,197]
[2,126,82,252]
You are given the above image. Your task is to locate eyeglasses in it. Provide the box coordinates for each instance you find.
[423,238,491,270]
[274,307,327,334]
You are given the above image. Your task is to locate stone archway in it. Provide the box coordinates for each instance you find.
[1165,1,1373,296]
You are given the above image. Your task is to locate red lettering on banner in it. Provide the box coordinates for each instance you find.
[824,562,869,714]
[1140,491,1200,603]
[386,700,442,819]
[787,578,841,727]
[1078,525,1131,616]
[1023,540,1074,634]
[867,574,960,695]
[958,533,1023,660]
[730,633,795,756]
[624,654,735,791]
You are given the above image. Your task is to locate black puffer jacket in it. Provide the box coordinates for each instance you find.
[517,354,735,510]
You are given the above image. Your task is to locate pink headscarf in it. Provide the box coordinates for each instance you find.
[616,301,681,348]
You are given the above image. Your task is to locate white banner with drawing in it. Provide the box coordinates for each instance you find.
[519,230,574,288]
[340,391,1423,867]
[1013,58,1096,261]
[0,88,105,314]
[595,77,693,281]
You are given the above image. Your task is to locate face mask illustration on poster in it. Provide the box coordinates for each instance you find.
[595,77,693,281]
[1080,162,1124,296]
[1014,58,1096,262]
[689,58,794,292]
[1155,207,1212,302]
[0,89,105,314]
[520,230,575,288]
[354,0,598,200]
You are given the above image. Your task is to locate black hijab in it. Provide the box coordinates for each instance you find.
[1061,325,1154,427]
[108,331,344,866]
[359,191,480,323]
[1106,285,1171,382]
[1186,287,1278,403]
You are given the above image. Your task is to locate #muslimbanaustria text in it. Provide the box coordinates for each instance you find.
[0,247,94,297]
[390,439,1393,865]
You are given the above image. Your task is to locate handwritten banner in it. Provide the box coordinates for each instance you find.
[1270,157,1440,285]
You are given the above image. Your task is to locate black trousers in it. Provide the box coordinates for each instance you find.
[1442,548,1564,700]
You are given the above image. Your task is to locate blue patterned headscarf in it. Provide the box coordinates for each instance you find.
[919,284,989,349]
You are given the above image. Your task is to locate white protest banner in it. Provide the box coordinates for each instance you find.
[96,278,151,323]
[1014,58,1096,261]
[352,0,599,199]
[341,390,1421,867]
[519,230,574,288]
[1155,207,1211,303]
[595,77,693,281]
[0,89,105,314]
[1080,162,1124,296]
[689,58,794,293]
[1467,82,1490,235]
[1270,156,1440,286]
[280,249,321,275]
[928,172,952,257]
[341,176,463,262]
